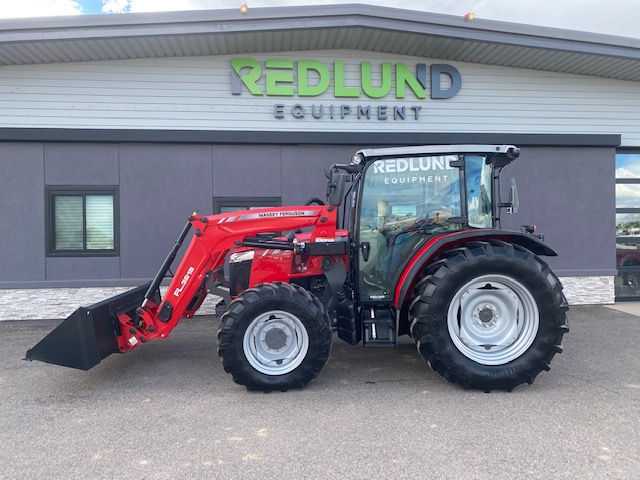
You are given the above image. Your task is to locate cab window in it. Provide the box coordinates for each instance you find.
[465,155,493,228]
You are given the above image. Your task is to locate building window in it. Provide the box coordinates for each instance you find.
[213,197,281,214]
[46,187,118,256]
[615,152,640,299]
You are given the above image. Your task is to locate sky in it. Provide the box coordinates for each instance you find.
[1,0,639,39]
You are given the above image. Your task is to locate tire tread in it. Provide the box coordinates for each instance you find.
[217,282,332,392]
[409,241,569,392]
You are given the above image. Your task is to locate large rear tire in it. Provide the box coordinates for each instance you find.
[410,241,569,392]
[217,282,332,392]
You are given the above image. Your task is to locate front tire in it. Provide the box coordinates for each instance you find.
[410,241,569,392]
[217,282,332,392]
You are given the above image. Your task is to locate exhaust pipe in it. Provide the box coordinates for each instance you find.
[25,283,153,371]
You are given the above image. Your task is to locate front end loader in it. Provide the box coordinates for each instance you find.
[27,144,569,392]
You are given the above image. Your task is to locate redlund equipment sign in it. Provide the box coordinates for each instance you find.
[230,58,462,122]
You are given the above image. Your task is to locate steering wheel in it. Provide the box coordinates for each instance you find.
[304,197,325,206]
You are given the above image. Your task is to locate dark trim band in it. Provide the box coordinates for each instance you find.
[0,128,622,147]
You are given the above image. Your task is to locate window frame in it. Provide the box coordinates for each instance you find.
[213,196,282,214]
[45,186,120,257]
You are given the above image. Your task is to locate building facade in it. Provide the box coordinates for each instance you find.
[1,5,639,319]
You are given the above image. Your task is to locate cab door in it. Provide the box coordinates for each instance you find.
[356,154,463,302]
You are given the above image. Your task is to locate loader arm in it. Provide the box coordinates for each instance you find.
[116,205,339,355]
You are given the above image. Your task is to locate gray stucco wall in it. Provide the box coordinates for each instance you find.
[0,142,615,289]
[118,144,214,279]
[0,143,45,283]
[500,146,616,277]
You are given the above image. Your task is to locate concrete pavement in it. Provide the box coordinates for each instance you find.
[605,302,640,317]
[1,305,639,479]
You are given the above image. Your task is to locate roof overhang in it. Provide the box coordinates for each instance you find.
[0,4,639,81]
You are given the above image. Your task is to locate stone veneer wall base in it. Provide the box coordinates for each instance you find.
[0,276,616,321]
[559,276,615,306]
[0,287,222,321]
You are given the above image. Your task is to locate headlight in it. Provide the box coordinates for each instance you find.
[229,250,255,263]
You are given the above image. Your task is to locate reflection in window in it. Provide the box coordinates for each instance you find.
[616,154,640,179]
[615,152,640,299]
[466,155,493,228]
[615,184,640,208]
[616,213,640,237]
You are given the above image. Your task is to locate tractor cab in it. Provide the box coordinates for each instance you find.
[349,145,518,303]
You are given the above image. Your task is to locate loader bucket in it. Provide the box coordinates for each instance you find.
[25,283,152,371]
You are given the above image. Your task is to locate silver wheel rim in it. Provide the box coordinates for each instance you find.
[243,310,309,375]
[447,274,539,365]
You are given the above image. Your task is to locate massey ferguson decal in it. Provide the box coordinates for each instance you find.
[257,211,307,217]
[233,210,318,221]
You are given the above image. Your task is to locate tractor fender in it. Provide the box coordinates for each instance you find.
[393,229,558,308]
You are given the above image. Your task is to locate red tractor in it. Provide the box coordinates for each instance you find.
[27,145,569,392]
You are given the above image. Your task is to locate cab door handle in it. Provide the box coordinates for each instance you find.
[360,242,371,262]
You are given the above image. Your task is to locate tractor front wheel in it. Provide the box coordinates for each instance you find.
[217,282,332,392]
[410,241,569,392]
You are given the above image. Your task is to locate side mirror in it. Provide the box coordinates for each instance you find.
[498,177,519,214]
[508,177,519,214]
[327,171,346,206]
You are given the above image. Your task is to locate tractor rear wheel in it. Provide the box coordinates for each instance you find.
[410,241,569,392]
[217,282,332,392]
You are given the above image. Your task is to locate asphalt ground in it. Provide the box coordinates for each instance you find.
[1,305,639,480]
